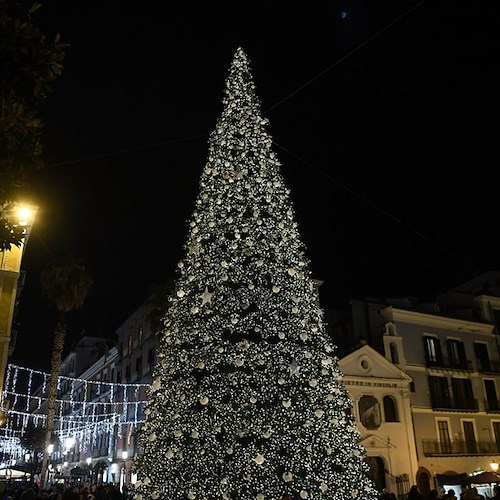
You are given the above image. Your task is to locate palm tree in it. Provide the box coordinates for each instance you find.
[39,253,93,488]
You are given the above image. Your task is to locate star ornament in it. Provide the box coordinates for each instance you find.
[289,359,300,377]
[200,286,212,305]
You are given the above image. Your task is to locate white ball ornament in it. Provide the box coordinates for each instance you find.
[300,491,308,498]
[308,379,317,387]
[250,396,257,404]
[174,429,183,437]
[256,494,265,500]
[165,449,174,459]
[282,471,293,482]
[197,361,205,369]
[199,396,209,405]
[226,447,233,455]
[151,492,159,499]
[272,285,280,293]
[282,399,292,408]
[148,432,156,442]
[234,357,244,367]
[176,289,185,297]
[321,483,328,492]
[143,477,151,485]
[299,332,308,341]
[263,431,271,439]
[254,454,265,464]
[278,377,285,385]
[278,332,285,339]
[191,430,199,438]
[315,409,324,418]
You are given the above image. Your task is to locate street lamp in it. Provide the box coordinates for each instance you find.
[86,457,92,484]
[121,451,128,491]
[25,453,31,482]
[46,444,54,486]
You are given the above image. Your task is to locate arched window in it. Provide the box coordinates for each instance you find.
[383,395,398,422]
[389,342,399,364]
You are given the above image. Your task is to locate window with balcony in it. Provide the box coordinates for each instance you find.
[493,421,500,448]
[462,421,477,453]
[484,379,499,411]
[474,342,491,372]
[429,376,450,408]
[424,336,443,366]
[447,339,467,369]
[451,378,475,410]
[437,419,451,453]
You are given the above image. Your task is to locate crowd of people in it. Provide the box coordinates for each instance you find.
[379,484,500,500]
[0,481,133,500]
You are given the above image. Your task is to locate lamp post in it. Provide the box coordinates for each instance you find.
[46,443,54,487]
[86,457,92,485]
[121,451,128,492]
[25,453,31,483]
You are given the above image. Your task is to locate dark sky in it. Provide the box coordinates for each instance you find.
[10,0,500,372]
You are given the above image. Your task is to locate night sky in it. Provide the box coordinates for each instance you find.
[10,0,500,372]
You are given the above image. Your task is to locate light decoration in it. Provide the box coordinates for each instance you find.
[0,364,150,464]
[132,47,378,499]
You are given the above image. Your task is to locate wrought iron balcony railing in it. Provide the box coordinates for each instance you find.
[422,439,500,456]
[429,396,478,411]
[426,357,473,371]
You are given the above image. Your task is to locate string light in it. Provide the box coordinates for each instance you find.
[0,364,151,463]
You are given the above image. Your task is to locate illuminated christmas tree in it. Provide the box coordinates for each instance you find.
[133,47,377,500]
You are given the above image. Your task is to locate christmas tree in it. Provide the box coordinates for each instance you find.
[133,47,378,500]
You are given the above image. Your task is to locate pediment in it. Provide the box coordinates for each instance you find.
[339,344,412,381]
[359,433,395,449]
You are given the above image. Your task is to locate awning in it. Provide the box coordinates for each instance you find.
[0,467,31,479]
[464,471,500,485]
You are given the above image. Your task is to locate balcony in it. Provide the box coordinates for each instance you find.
[478,359,500,374]
[427,357,472,371]
[423,439,500,456]
[430,396,478,411]
[484,399,500,412]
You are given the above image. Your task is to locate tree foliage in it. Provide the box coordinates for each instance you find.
[0,0,68,251]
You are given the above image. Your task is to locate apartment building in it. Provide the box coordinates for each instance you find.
[341,271,500,496]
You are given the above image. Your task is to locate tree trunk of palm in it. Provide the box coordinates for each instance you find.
[40,319,66,489]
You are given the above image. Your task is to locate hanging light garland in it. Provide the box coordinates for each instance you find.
[0,364,151,463]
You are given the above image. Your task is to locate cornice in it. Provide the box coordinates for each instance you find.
[387,307,493,334]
